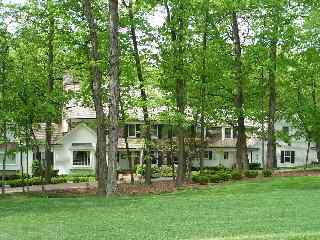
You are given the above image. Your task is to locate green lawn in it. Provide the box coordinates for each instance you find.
[1,176,320,240]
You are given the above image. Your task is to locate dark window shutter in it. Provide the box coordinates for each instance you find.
[291,151,295,164]
[281,151,284,163]
[158,125,162,139]
[50,152,54,166]
[168,126,173,139]
[124,125,128,138]
[136,124,141,138]
[209,151,213,160]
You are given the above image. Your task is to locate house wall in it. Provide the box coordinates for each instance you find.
[54,125,132,175]
[54,126,97,175]
[0,149,33,175]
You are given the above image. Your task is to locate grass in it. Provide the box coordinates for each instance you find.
[1,176,320,240]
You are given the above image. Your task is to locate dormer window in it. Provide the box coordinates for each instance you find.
[225,128,232,139]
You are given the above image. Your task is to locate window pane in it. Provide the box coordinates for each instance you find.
[224,152,229,160]
[128,125,136,137]
[204,151,209,159]
[225,128,232,138]
[73,151,90,166]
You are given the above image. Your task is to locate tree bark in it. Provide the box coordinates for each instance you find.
[1,123,7,195]
[45,7,54,184]
[83,0,107,196]
[305,139,310,169]
[266,34,277,169]
[164,1,186,187]
[232,12,248,170]
[127,0,152,185]
[107,0,120,195]
[199,2,208,174]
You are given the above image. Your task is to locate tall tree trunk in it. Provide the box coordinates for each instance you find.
[260,70,266,170]
[127,0,152,185]
[1,123,7,195]
[164,0,186,187]
[124,135,134,184]
[83,0,107,196]
[232,12,248,170]
[107,0,120,195]
[305,139,310,169]
[199,2,208,174]
[266,35,277,169]
[119,99,134,184]
[20,142,25,192]
[31,126,45,193]
[45,8,54,184]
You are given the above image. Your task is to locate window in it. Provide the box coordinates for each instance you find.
[151,151,159,165]
[225,128,232,139]
[233,128,238,139]
[0,153,15,164]
[151,125,159,138]
[204,151,213,160]
[283,127,289,135]
[281,151,295,164]
[224,152,229,160]
[128,124,136,137]
[168,126,176,138]
[73,151,90,166]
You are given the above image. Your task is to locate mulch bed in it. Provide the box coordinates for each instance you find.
[16,170,320,197]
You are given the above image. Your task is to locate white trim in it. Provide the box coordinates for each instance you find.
[71,150,92,168]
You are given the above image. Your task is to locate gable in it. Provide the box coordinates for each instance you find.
[56,124,97,145]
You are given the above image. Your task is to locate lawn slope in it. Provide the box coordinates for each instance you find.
[1,176,320,240]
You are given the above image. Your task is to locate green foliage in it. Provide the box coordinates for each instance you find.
[248,163,261,170]
[50,177,68,184]
[69,169,95,177]
[244,170,259,178]
[262,170,273,177]
[135,165,175,178]
[231,170,243,180]
[32,160,42,177]
[192,174,209,185]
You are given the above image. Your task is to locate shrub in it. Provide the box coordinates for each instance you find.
[160,166,174,177]
[244,170,259,178]
[208,174,223,183]
[70,176,90,183]
[7,179,26,188]
[50,177,68,184]
[262,170,272,177]
[231,170,242,180]
[204,165,229,172]
[135,165,173,178]
[28,177,43,186]
[248,163,261,170]
[70,169,95,177]
[192,175,209,185]
[32,160,42,177]
[135,165,145,176]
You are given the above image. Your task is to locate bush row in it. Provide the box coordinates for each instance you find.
[135,165,175,178]
[192,168,272,185]
[0,176,95,188]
